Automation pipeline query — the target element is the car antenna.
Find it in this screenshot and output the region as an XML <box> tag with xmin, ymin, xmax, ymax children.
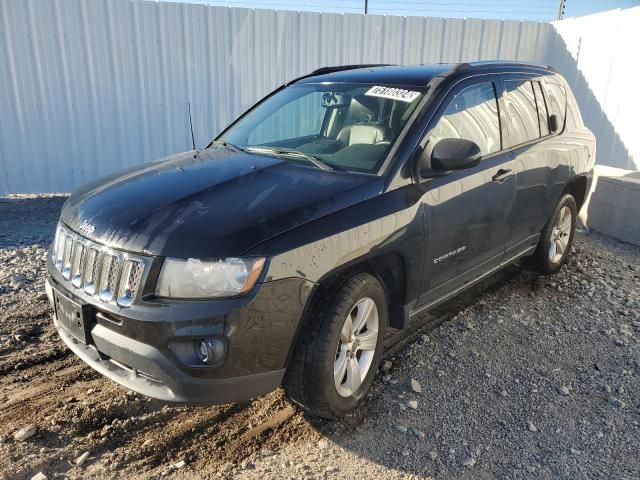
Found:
<box><xmin>188</xmin><ymin>102</ymin><xmax>201</xmax><ymax>160</ymax></box>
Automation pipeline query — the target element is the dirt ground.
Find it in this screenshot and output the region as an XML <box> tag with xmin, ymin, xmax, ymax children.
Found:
<box><xmin>1</xmin><ymin>195</ymin><xmax>639</xmax><ymax>480</ymax></box>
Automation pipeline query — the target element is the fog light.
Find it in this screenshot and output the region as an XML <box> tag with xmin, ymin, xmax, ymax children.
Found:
<box><xmin>196</xmin><ymin>338</ymin><xmax>225</xmax><ymax>365</ymax></box>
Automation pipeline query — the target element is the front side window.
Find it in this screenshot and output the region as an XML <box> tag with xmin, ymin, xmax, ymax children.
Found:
<box><xmin>504</xmin><ymin>79</ymin><xmax>540</xmax><ymax>147</ymax></box>
<box><xmin>427</xmin><ymin>82</ymin><xmax>501</xmax><ymax>156</ymax></box>
<box><xmin>220</xmin><ymin>83</ymin><xmax>426</xmax><ymax>174</ymax></box>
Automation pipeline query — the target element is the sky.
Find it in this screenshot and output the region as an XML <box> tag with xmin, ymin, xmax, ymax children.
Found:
<box><xmin>169</xmin><ymin>0</ymin><xmax>640</xmax><ymax>21</ymax></box>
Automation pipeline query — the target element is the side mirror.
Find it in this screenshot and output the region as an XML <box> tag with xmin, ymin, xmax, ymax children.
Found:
<box><xmin>420</xmin><ymin>138</ymin><xmax>481</xmax><ymax>178</ymax></box>
<box><xmin>549</xmin><ymin>114</ymin><xmax>559</xmax><ymax>133</ymax></box>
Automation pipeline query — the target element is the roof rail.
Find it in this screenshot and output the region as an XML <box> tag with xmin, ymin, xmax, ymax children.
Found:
<box><xmin>463</xmin><ymin>60</ymin><xmax>556</xmax><ymax>72</ymax></box>
<box><xmin>285</xmin><ymin>64</ymin><xmax>393</xmax><ymax>85</ymax></box>
<box><xmin>310</xmin><ymin>64</ymin><xmax>393</xmax><ymax>75</ymax></box>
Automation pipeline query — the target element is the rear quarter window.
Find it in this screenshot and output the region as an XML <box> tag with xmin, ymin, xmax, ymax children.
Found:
<box><xmin>545</xmin><ymin>82</ymin><xmax>567</xmax><ymax>131</ymax></box>
<box><xmin>533</xmin><ymin>81</ymin><xmax>550</xmax><ymax>137</ymax></box>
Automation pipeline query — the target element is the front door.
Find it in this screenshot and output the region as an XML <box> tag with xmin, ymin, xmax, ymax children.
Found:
<box><xmin>416</xmin><ymin>79</ymin><xmax>516</xmax><ymax>308</ymax></box>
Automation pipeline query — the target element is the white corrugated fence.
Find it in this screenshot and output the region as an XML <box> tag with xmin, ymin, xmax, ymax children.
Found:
<box><xmin>548</xmin><ymin>8</ymin><xmax>640</xmax><ymax>172</ymax></box>
<box><xmin>0</xmin><ymin>1</ymin><xmax>637</xmax><ymax>194</ymax></box>
<box><xmin>0</xmin><ymin>0</ymin><xmax>551</xmax><ymax>193</ymax></box>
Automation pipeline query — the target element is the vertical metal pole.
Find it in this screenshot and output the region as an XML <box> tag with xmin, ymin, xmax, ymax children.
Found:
<box><xmin>365</xmin><ymin>0</ymin><xmax>368</xmax><ymax>14</ymax></box>
<box><xmin>556</xmin><ymin>0</ymin><xmax>565</xmax><ymax>20</ymax></box>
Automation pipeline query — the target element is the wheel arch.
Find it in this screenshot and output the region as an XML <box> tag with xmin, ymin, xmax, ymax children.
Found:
<box><xmin>284</xmin><ymin>250</ymin><xmax>410</xmax><ymax>370</ymax></box>
<box><xmin>312</xmin><ymin>251</ymin><xmax>408</xmax><ymax>330</ymax></box>
<box><xmin>563</xmin><ymin>174</ymin><xmax>588</xmax><ymax>213</ymax></box>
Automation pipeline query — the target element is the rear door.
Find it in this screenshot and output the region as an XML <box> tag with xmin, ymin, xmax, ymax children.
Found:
<box><xmin>503</xmin><ymin>76</ymin><xmax>571</xmax><ymax>255</ymax></box>
<box><xmin>416</xmin><ymin>77</ymin><xmax>517</xmax><ymax>308</ymax></box>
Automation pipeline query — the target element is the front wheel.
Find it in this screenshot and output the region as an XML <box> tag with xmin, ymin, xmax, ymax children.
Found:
<box><xmin>527</xmin><ymin>193</ymin><xmax>577</xmax><ymax>274</ymax></box>
<box><xmin>283</xmin><ymin>272</ymin><xmax>388</xmax><ymax>419</ymax></box>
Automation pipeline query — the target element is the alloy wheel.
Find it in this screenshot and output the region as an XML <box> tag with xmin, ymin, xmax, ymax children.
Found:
<box><xmin>548</xmin><ymin>205</ymin><xmax>573</xmax><ymax>264</ymax></box>
<box><xmin>334</xmin><ymin>297</ymin><xmax>379</xmax><ymax>397</ymax></box>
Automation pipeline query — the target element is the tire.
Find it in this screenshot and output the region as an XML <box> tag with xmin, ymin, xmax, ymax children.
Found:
<box><xmin>528</xmin><ymin>193</ymin><xmax>577</xmax><ymax>274</ymax></box>
<box><xmin>283</xmin><ymin>272</ymin><xmax>388</xmax><ymax>419</ymax></box>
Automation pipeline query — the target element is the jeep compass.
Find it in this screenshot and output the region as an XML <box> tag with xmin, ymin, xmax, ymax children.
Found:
<box><xmin>46</xmin><ymin>62</ymin><xmax>595</xmax><ymax>418</ymax></box>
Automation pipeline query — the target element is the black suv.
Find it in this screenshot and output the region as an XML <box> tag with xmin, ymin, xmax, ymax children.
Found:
<box><xmin>46</xmin><ymin>62</ymin><xmax>595</xmax><ymax>418</ymax></box>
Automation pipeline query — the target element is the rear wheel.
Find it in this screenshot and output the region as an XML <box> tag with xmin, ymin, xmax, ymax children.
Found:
<box><xmin>528</xmin><ymin>193</ymin><xmax>577</xmax><ymax>274</ymax></box>
<box><xmin>283</xmin><ymin>272</ymin><xmax>388</xmax><ymax>418</ymax></box>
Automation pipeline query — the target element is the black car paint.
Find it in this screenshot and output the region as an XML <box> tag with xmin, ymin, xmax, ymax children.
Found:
<box><xmin>49</xmin><ymin>62</ymin><xmax>595</xmax><ymax>403</ymax></box>
<box><xmin>61</xmin><ymin>147</ymin><xmax>381</xmax><ymax>258</ymax></box>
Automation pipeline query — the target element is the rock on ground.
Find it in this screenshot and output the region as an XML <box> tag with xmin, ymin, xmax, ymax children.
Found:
<box><xmin>1</xmin><ymin>195</ymin><xmax>639</xmax><ymax>480</ymax></box>
<box><xmin>13</xmin><ymin>425</ymin><xmax>36</xmax><ymax>442</ymax></box>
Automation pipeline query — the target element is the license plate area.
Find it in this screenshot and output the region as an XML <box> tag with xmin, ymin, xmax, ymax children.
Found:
<box><xmin>54</xmin><ymin>291</ymin><xmax>92</xmax><ymax>344</ymax></box>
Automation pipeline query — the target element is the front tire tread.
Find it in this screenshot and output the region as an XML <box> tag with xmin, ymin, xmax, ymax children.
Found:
<box><xmin>283</xmin><ymin>272</ymin><xmax>387</xmax><ymax>419</ymax></box>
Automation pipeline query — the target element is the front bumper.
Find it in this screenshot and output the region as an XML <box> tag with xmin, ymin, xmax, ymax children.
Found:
<box><xmin>53</xmin><ymin>312</ymin><xmax>284</xmax><ymax>403</ymax></box>
<box><xmin>47</xmin><ymin>266</ymin><xmax>314</xmax><ymax>404</ymax></box>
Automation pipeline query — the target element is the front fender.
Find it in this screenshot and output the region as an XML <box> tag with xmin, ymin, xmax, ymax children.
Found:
<box><xmin>247</xmin><ymin>185</ymin><xmax>426</xmax><ymax>303</ymax></box>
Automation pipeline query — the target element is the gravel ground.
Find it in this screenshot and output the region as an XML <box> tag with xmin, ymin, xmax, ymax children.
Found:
<box><xmin>1</xmin><ymin>194</ymin><xmax>639</xmax><ymax>480</ymax></box>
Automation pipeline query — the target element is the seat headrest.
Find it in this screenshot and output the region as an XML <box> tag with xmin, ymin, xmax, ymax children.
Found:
<box><xmin>338</xmin><ymin>124</ymin><xmax>386</xmax><ymax>146</ymax></box>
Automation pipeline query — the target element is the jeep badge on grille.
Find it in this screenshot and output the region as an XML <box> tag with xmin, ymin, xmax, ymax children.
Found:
<box><xmin>78</xmin><ymin>220</ymin><xmax>96</xmax><ymax>235</ymax></box>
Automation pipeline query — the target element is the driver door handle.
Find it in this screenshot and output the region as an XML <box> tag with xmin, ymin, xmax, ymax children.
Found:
<box><xmin>492</xmin><ymin>168</ymin><xmax>514</xmax><ymax>183</ymax></box>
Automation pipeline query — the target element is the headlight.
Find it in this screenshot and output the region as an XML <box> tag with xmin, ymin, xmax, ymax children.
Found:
<box><xmin>155</xmin><ymin>257</ymin><xmax>266</xmax><ymax>299</ymax></box>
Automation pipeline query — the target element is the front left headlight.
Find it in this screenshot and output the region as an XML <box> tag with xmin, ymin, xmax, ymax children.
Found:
<box><xmin>155</xmin><ymin>257</ymin><xmax>266</xmax><ymax>299</ymax></box>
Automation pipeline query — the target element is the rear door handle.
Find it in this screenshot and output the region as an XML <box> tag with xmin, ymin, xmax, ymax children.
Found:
<box><xmin>492</xmin><ymin>169</ymin><xmax>514</xmax><ymax>183</ymax></box>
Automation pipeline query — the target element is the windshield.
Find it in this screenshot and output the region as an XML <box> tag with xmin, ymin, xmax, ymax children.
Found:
<box><xmin>218</xmin><ymin>83</ymin><xmax>426</xmax><ymax>174</ymax></box>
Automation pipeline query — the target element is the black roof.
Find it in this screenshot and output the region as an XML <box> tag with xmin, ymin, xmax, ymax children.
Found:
<box><xmin>292</xmin><ymin>61</ymin><xmax>554</xmax><ymax>87</ymax></box>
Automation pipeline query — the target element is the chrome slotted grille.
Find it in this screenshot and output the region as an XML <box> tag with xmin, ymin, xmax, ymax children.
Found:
<box><xmin>83</xmin><ymin>247</ymin><xmax>100</xmax><ymax>296</ymax></box>
<box><xmin>51</xmin><ymin>223</ymin><xmax>148</xmax><ymax>307</ymax></box>
<box><xmin>53</xmin><ymin>226</ymin><xmax>65</xmax><ymax>271</ymax></box>
<box><xmin>117</xmin><ymin>259</ymin><xmax>145</xmax><ymax>307</ymax></box>
<box><xmin>71</xmin><ymin>241</ymin><xmax>85</xmax><ymax>288</ymax></box>
<box><xmin>62</xmin><ymin>234</ymin><xmax>74</xmax><ymax>280</ymax></box>
<box><xmin>98</xmin><ymin>253</ymin><xmax>120</xmax><ymax>302</ymax></box>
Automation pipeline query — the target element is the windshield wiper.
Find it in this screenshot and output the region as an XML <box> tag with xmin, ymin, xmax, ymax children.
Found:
<box><xmin>245</xmin><ymin>146</ymin><xmax>334</xmax><ymax>171</ymax></box>
<box><xmin>208</xmin><ymin>140</ymin><xmax>245</xmax><ymax>153</ymax></box>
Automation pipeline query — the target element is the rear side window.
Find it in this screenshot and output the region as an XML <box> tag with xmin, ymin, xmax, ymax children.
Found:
<box><xmin>428</xmin><ymin>82</ymin><xmax>501</xmax><ymax>156</ymax></box>
<box><xmin>545</xmin><ymin>82</ymin><xmax>567</xmax><ymax>131</ymax></box>
<box><xmin>533</xmin><ymin>81</ymin><xmax>550</xmax><ymax>136</ymax></box>
<box><xmin>504</xmin><ymin>79</ymin><xmax>539</xmax><ymax>147</ymax></box>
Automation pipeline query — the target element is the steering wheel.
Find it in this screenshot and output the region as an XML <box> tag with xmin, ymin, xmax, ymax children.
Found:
<box><xmin>355</xmin><ymin>112</ymin><xmax>374</xmax><ymax>124</ymax></box>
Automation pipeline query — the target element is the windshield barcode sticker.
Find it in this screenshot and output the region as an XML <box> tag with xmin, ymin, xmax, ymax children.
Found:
<box><xmin>365</xmin><ymin>86</ymin><xmax>420</xmax><ymax>103</ymax></box>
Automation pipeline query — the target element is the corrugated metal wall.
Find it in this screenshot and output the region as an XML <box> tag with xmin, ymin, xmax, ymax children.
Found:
<box><xmin>0</xmin><ymin>0</ymin><xmax>552</xmax><ymax>194</ymax></box>
<box><xmin>548</xmin><ymin>8</ymin><xmax>640</xmax><ymax>171</ymax></box>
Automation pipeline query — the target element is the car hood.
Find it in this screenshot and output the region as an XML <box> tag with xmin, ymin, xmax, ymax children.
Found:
<box><xmin>60</xmin><ymin>145</ymin><xmax>382</xmax><ymax>258</ymax></box>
